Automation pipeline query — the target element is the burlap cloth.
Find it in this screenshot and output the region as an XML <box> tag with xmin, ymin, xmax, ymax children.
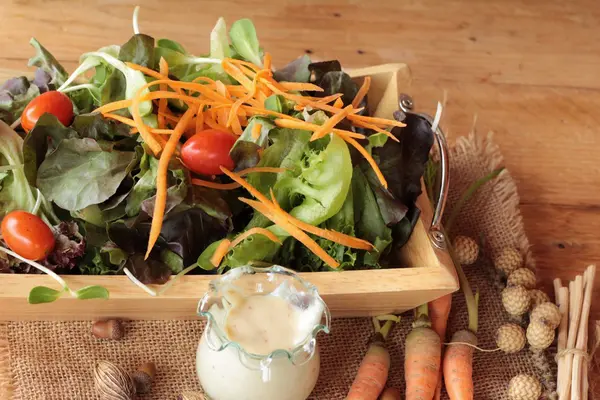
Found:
<box><xmin>0</xmin><ymin>132</ymin><xmax>573</xmax><ymax>399</ymax></box>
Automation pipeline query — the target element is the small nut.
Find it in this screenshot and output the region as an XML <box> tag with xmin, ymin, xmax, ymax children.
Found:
<box><xmin>502</xmin><ymin>285</ymin><xmax>531</xmax><ymax>316</ymax></box>
<box><xmin>526</xmin><ymin>320</ymin><xmax>555</xmax><ymax>350</ymax></box>
<box><xmin>507</xmin><ymin>268</ymin><xmax>536</xmax><ymax>289</ymax></box>
<box><xmin>508</xmin><ymin>374</ymin><xmax>542</xmax><ymax>400</ymax></box>
<box><xmin>494</xmin><ymin>247</ymin><xmax>523</xmax><ymax>275</ymax></box>
<box><xmin>496</xmin><ymin>323</ymin><xmax>526</xmax><ymax>354</ymax></box>
<box><xmin>92</xmin><ymin>320</ymin><xmax>124</xmax><ymax>340</ymax></box>
<box><xmin>132</xmin><ymin>362</ymin><xmax>156</xmax><ymax>394</ymax></box>
<box><xmin>530</xmin><ymin>302</ymin><xmax>561</xmax><ymax>329</ymax></box>
<box><xmin>529</xmin><ymin>289</ymin><xmax>550</xmax><ymax>310</ymax></box>
<box><xmin>178</xmin><ymin>392</ymin><xmax>205</xmax><ymax>400</ymax></box>
<box><xmin>94</xmin><ymin>360</ymin><xmax>135</xmax><ymax>400</ymax></box>
<box><xmin>452</xmin><ymin>235</ymin><xmax>479</xmax><ymax>265</ymax></box>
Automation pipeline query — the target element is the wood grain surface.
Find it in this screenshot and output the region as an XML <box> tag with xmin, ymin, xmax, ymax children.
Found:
<box><xmin>1</xmin><ymin>0</ymin><xmax>598</xmax><ymax>373</ymax></box>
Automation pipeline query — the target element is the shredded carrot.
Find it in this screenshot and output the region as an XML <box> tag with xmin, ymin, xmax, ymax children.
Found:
<box><xmin>131</xmin><ymin>83</ymin><xmax>162</xmax><ymax>155</ymax></box>
<box><xmin>333</xmin><ymin>97</ymin><xmax>344</xmax><ymax>108</ymax></box>
<box><xmin>228</xmin><ymin>227</ymin><xmax>281</xmax><ymax>250</ymax></box>
<box><xmin>263</xmin><ymin>52</ymin><xmax>272</xmax><ymax>70</ymax></box>
<box><xmin>342</xmin><ymin>135</ymin><xmax>388</xmax><ymax>188</ymax></box>
<box><xmin>352</xmin><ymin>76</ymin><xmax>371</xmax><ymax>109</ymax></box>
<box><xmin>191</xmin><ymin>167</ymin><xmax>285</xmax><ymax>190</ymax></box>
<box><xmin>222</xmin><ymin>60</ymin><xmax>254</xmax><ymax>91</ymax></box>
<box><xmin>239</xmin><ymin>197</ymin><xmax>340</xmax><ymax>268</ymax></box>
<box><xmin>145</xmin><ymin>106</ymin><xmax>197</xmax><ymax>259</ymax></box>
<box><xmin>220</xmin><ymin>167</ymin><xmax>273</xmax><ymax>205</ymax></box>
<box><xmin>251</xmin><ymin>123</ymin><xmax>262</xmax><ymax>140</ymax></box>
<box><xmin>273</xmin><ymin>118</ymin><xmax>365</xmax><ymax>139</ymax></box>
<box><xmin>158</xmin><ymin>58</ymin><xmax>169</xmax><ymax>129</ymax></box>
<box><xmin>310</xmin><ymin>105</ymin><xmax>353</xmax><ymax>141</ymax></box>
<box><xmin>269</xmin><ymin>190</ymin><xmax>374</xmax><ymax>250</ymax></box>
<box><xmin>95</xmin><ymin>99</ymin><xmax>135</xmax><ymax>115</ymax></box>
<box><xmin>279</xmin><ymin>82</ymin><xmax>324</xmax><ymax>92</ymax></box>
<box><xmin>348</xmin><ymin>114</ymin><xmax>405</xmax><ymax>128</ymax></box>
<box><xmin>226</xmin><ymin>58</ymin><xmax>262</xmax><ymax>72</ymax></box>
<box><xmin>352</xmin><ymin>119</ymin><xmax>399</xmax><ymax>142</ymax></box>
<box><xmin>195</xmin><ymin>103</ymin><xmax>205</xmax><ymax>135</ymax></box>
<box><xmin>211</xmin><ymin>239</ymin><xmax>232</xmax><ymax>267</ymax></box>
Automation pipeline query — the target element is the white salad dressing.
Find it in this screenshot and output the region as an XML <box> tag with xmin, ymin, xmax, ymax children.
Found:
<box><xmin>197</xmin><ymin>286</ymin><xmax>325</xmax><ymax>400</ymax></box>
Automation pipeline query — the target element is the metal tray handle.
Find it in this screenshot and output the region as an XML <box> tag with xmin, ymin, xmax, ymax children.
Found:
<box><xmin>398</xmin><ymin>94</ymin><xmax>449</xmax><ymax>250</ymax></box>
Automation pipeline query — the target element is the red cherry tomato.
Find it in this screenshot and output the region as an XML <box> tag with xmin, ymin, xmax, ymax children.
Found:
<box><xmin>1</xmin><ymin>211</ymin><xmax>55</xmax><ymax>261</ymax></box>
<box><xmin>181</xmin><ymin>129</ymin><xmax>238</xmax><ymax>176</ymax></box>
<box><xmin>21</xmin><ymin>91</ymin><xmax>74</xmax><ymax>132</ymax></box>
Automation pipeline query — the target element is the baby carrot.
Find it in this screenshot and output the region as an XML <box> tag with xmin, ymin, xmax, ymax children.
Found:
<box><xmin>429</xmin><ymin>294</ymin><xmax>452</xmax><ymax>400</ymax></box>
<box><xmin>405</xmin><ymin>304</ymin><xmax>442</xmax><ymax>400</ymax></box>
<box><xmin>379</xmin><ymin>387</ymin><xmax>402</xmax><ymax>400</ymax></box>
<box><xmin>346</xmin><ymin>317</ymin><xmax>398</xmax><ymax>400</ymax></box>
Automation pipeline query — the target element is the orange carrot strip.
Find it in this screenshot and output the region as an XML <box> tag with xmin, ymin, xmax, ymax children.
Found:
<box><xmin>263</xmin><ymin>52</ymin><xmax>272</xmax><ymax>70</ymax></box>
<box><xmin>333</xmin><ymin>97</ymin><xmax>344</xmax><ymax>108</ymax></box>
<box><xmin>239</xmin><ymin>198</ymin><xmax>340</xmax><ymax>268</ymax></box>
<box><xmin>269</xmin><ymin>190</ymin><xmax>374</xmax><ymax>250</ymax></box>
<box><xmin>211</xmin><ymin>239</ymin><xmax>232</xmax><ymax>267</ymax></box>
<box><xmin>310</xmin><ymin>105</ymin><xmax>353</xmax><ymax>141</ymax></box>
<box><xmin>228</xmin><ymin>227</ymin><xmax>281</xmax><ymax>250</ymax></box>
<box><xmin>279</xmin><ymin>82</ymin><xmax>324</xmax><ymax>92</ymax></box>
<box><xmin>352</xmin><ymin>76</ymin><xmax>371</xmax><ymax>108</ymax></box>
<box><xmin>251</xmin><ymin>123</ymin><xmax>262</xmax><ymax>140</ymax></box>
<box><xmin>222</xmin><ymin>60</ymin><xmax>254</xmax><ymax>91</ymax></box>
<box><xmin>158</xmin><ymin>58</ymin><xmax>169</xmax><ymax>129</ymax></box>
<box><xmin>95</xmin><ymin>99</ymin><xmax>135</xmax><ymax>114</ymax></box>
<box><xmin>352</xmin><ymin>120</ymin><xmax>399</xmax><ymax>142</ymax></box>
<box><xmin>126</xmin><ymin>62</ymin><xmax>186</xmax><ymax>96</ymax></box>
<box><xmin>220</xmin><ymin>167</ymin><xmax>272</xmax><ymax>205</ymax></box>
<box><xmin>145</xmin><ymin>106</ymin><xmax>197</xmax><ymax>258</ymax></box>
<box><xmin>226</xmin><ymin>58</ymin><xmax>262</xmax><ymax>72</ymax></box>
<box><xmin>273</xmin><ymin>119</ymin><xmax>365</xmax><ymax>139</ymax></box>
<box><xmin>131</xmin><ymin>83</ymin><xmax>162</xmax><ymax>155</ymax></box>
<box><xmin>348</xmin><ymin>114</ymin><xmax>406</xmax><ymax>128</ymax></box>
<box><xmin>341</xmin><ymin>135</ymin><xmax>388</xmax><ymax>188</ymax></box>
<box><xmin>191</xmin><ymin>167</ymin><xmax>285</xmax><ymax>190</ymax></box>
<box><xmin>195</xmin><ymin>103</ymin><xmax>205</xmax><ymax>134</ymax></box>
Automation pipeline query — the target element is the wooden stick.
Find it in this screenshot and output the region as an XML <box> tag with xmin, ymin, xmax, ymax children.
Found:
<box><xmin>555</xmin><ymin>283</ymin><xmax>569</xmax><ymax>394</ymax></box>
<box><xmin>571</xmin><ymin>265</ymin><xmax>595</xmax><ymax>400</ymax></box>
<box><xmin>560</xmin><ymin>276</ymin><xmax>583</xmax><ymax>400</ymax></box>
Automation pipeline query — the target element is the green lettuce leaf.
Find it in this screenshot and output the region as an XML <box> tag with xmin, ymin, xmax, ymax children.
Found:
<box><xmin>36</xmin><ymin>138</ymin><xmax>136</xmax><ymax>211</ymax></box>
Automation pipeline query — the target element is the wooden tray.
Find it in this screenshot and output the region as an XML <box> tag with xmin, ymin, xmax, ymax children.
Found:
<box><xmin>0</xmin><ymin>64</ymin><xmax>458</xmax><ymax>320</ymax></box>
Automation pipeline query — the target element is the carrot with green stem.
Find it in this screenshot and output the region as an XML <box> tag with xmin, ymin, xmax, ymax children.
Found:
<box><xmin>346</xmin><ymin>315</ymin><xmax>399</xmax><ymax>400</ymax></box>
<box><xmin>443</xmin><ymin>241</ymin><xmax>479</xmax><ymax>400</ymax></box>
<box><xmin>405</xmin><ymin>303</ymin><xmax>442</xmax><ymax>400</ymax></box>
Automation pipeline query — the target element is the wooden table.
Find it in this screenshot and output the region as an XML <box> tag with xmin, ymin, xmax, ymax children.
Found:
<box><xmin>1</xmin><ymin>0</ymin><xmax>598</xmax><ymax>395</ymax></box>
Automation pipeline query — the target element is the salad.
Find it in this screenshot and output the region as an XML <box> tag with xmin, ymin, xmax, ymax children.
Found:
<box><xmin>0</xmin><ymin>9</ymin><xmax>434</xmax><ymax>303</ymax></box>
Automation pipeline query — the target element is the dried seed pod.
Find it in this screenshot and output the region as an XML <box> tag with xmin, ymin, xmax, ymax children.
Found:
<box><xmin>526</xmin><ymin>320</ymin><xmax>555</xmax><ymax>350</ymax></box>
<box><xmin>92</xmin><ymin>320</ymin><xmax>124</xmax><ymax>340</ymax></box>
<box><xmin>178</xmin><ymin>392</ymin><xmax>205</xmax><ymax>400</ymax></box>
<box><xmin>494</xmin><ymin>247</ymin><xmax>523</xmax><ymax>275</ymax></box>
<box><xmin>452</xmin><ymin>235</ymin><xmax>479</xmax><ymax>265</ymax></box>
<box><xmin>530</xmin><ymin>302</ymin><xmax>561</xmax><ymax>330</ymax></box>
<box><xmin>495</xmin><ymin>323</ymin><xmax>526</xmax><ymax>354</ymax></box>
<box><xmin>94</xmin><ymin>361</ymin><xmax>135</xmax><ymax>400</ymax></box>
<box><xmin>132</xmin><ymin>362</ymin><xmax>156</xmax><ymax>394</ymax></box>
<box><xmin>507</xmin><ymin>374</ymin><xmax>542</xmax><ymax>400</ymax></box>
<box><xmin>507</xmin><ymin>268</ymin><xmax>536</xmax><ymax>289</ymax></box>
<box><xmin>502</xmin><ymin>285</ymin><xmax>531</xmax><ymax>316</ymax></box>
<box><xmin>528</xmin><ymin>289</ymin><xmax>550</xmax><ymax>310</ymax></box>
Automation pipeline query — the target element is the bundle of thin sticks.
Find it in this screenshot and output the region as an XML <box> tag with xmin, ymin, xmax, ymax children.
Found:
<box><xmin>554</xmin><ymin>264</ymin><xmax>596</xmax><ymax>400</ymax></box>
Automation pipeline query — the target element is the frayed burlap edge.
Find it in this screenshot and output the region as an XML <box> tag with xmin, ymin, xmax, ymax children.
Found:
<box><xmin>0</xmin><ymin>321</ymin><xmax>14</xmax><ymax>399</ymax></box>
<box><xmin>452</xmin><ymin>129</ymin><xmax>535</xmax><ymax>271</ymax></box>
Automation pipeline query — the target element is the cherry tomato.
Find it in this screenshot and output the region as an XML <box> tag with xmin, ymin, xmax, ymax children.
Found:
<box><xmin>1</xmin><ymin>211</ymin><xmax>55</xmax><ymax>261</ymax></box>
<box><xmin>21</xmin><ymin>91</ymin><xmax>74</xmax><ymax>132</ymax></box>
<box><xmin>181</xmin><ymin>129</ymin><xmax>238</xmax><ymax>176</ymax></box>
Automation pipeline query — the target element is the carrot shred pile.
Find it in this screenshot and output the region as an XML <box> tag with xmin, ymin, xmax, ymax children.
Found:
<box><xmin>219</xmin><ymin>167</ymin><xmax>375</xmax><ymax>269</ymax></box>
<box><xmin>96</xmin><ymin>56</ymin><xmax>405</xmax><ymax>258</ymax></box>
